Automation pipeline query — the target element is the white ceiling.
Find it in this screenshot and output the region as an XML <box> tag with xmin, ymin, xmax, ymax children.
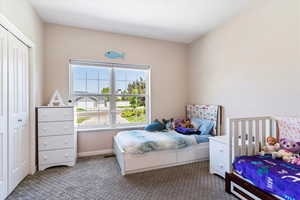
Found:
<box><xmin>29</xmin><ymin>0</ymin><xmax>250</xmax><ymax>43</ymax></box>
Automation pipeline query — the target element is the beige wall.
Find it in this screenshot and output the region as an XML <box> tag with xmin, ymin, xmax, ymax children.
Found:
<box><xmin>43</xmin><ymin>24</ymin><xmax>188</xmax><ymax>153</ymax></box>
<box><xmin>0</xmin><ymin>0</ymin><xmax>44</xmax><ymax>105</ymax></box>
<box><xmin>188</xmin><ymin>0</ymin><xmax>300</xmax><ymax>129</ymax></box>
<box><xmin>43</xmin><ymin>0</ymin><xmax>300</xmax><ymax>153</ymax></box>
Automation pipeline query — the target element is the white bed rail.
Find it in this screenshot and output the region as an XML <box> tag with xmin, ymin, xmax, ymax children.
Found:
<box><xmin>228</xmin><ymin>116</ymin><xmax>278</xmax><ymax>171</ymax></box>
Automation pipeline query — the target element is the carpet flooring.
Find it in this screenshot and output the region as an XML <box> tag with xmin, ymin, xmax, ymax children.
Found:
<box><xmin>8</xmin><ymin>156</ymin><xmax>237</xmax><ymax>200</ymax></box>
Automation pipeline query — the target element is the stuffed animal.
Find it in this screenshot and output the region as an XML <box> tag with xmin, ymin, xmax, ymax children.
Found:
<box><xmin>279</xmin><ymin>138</ymin><xmax>300</xmax><ymax>153</ymax></box>
<box><xmin>276</xmin><ymin>149</ymin><xmax>294</xmax><ymax>162</ymax></box>
<box><xmin>174</xmin><ymin>119</ymin><xmax>194</xmax><ymax>128</ymax></box>
<box><xmin>182</xmin><ymin>119</ymin><xmax>194</xmax><ymax>128</ymax></box>
<box><xmin>275</xmin><ymin>138</ymin><xmax>300</xmax><ymax>162</ymax></box>
<box><xmin>260</xmin><ymin>136</ymin><xmax>280</xmax><ymax>156</ymax></box>
<box><xmin>162</xmin><ymin>118</ymin><xmax>175</xmax><ymax>130</ymax></box>
<box><xmin>174</xmin><ymin>119</ymin><xmax>183</xmax><ymax>128</ymax></box>
<box><xmin>290</xmin><ymin>154</ymin><xmax>300</xmax><ymax>165</ymax></box>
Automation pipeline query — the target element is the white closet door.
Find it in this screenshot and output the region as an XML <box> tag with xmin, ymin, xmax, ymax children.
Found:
<box><xmin>0</xmin><ymin>26</ymin><xmax>8</xmax><ymax>200</ymax></box>
<box><xmin>8</xmin><ymin>32</ymin><xmax>29</xmax><ymax>194</ymax></box>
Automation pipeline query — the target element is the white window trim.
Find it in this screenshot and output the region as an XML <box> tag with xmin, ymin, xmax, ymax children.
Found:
<box><xmin>69</xmin><ymin>59</ymin><xmax>151</xmax><ymax>131</ymax></box>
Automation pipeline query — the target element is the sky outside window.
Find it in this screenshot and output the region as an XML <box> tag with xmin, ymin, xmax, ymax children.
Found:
<box><xmin>73</xmin><ymin>66</ymin><xmax>146</xmax><ymax>94</ymax></box>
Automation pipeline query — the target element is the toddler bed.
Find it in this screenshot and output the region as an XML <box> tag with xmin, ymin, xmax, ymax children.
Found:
<box><xmin>113</xmin><ymin>104</ymin><xmax>222</xmax><ymax>175</ymax></box>
<box><xmin>225</xmin><ymin>116</ymin><xmax>300</xmax><ymax>200</ymax></box>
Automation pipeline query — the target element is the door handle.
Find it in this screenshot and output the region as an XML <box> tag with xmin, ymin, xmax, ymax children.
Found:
<box><xmin>18</xmin><ymin>119</ymin><xmax>22</xmax><ymax>122</ymax></box>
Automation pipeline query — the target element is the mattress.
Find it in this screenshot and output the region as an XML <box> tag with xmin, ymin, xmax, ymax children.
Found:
<box><xmin>233</xmin><ymin>155</ymin><xmax>300</xmax><ymax>200</ymax></box>
<box><xmin>115</xmin><ymin>130</ymin><xmax>210</xmax><ymax>154</ymax></box>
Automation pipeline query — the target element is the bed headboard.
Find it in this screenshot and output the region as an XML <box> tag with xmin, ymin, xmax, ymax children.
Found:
<box><xmin>186</xmin><ymin>104</ymin><xmax>222</xmax><ymax>136</ymax></box>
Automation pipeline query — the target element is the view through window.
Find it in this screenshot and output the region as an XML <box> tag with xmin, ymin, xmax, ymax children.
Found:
<box><xmin>70</xmin><ymin>61</ymin><xmax>150</xmax><ymax>129</ymax></box>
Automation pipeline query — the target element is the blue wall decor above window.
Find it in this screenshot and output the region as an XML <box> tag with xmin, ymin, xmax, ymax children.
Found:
<box><xmin>104</xmin><ymin>51</ymin><xmax>125</xmax><ymax>59</ymax></box>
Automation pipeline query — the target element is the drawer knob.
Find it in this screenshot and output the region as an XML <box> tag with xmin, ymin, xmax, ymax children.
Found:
<box><xmin>219</xmin><ymin>165</ymin><xmax>224</xmax><ymax>169</ymax></box>
<box><xmin>64</xmin><ymin>141</ymin><xmax>68</xmax><ymax>145</ymax></box>
<box><xmin>219</xmin><ymin>149</ymin><xmax>224</xmax><ymax>153</ymax></box>
<box><xmin>65</xmin><ymin>154</ymin><xmax>69</xmax><ymax>158</ymax></box>
<box><xmin>43</xmin><ymin>142</ymin><xmax>48</xmax><ymax>146</ymax></box>
<box><xmin>43</xmin><ymin>156</ymin><xmax>47</xmax><ymax>160</ymax></box>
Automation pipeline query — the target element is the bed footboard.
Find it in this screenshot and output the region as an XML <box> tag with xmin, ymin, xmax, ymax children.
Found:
<box><xmin>225</xmin><ymin>172</ymin><xmax>279</xmax><ymax>200</ymax></box>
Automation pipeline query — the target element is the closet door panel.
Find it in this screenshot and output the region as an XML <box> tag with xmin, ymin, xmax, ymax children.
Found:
<box><xmin>0</xmin><ymin>26</ymin><xmax>8</xmax><ymax>200</ymax></box>
<box><xmin>8</xmin><ymin>33</ymin><xmax>29</xmax><ymax>194</ymax></box>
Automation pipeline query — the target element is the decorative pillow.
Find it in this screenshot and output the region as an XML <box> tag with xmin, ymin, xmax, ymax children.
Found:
<box><xmin>191</xmin><ymin>118</ymin><xmax>201</xmax><ymax>129</ymax></box>
<box><xmin>175</xmin><ymin>127</ymin><xmax>200</xmax><ymax>135</ymax></box>
<box><xmin>144</xmin><ymin>120</ymin><xmax>165</xmax><ymax>132</ymax></box>
<box><xmin>191</xmin><ymin>118</ymin><xmax>214</xmax><ymax>135</ymax></box>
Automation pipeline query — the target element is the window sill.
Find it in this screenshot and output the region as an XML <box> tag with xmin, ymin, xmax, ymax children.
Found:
<box><xmin>76</xmin><ymin>125</ymin><xmax>146</xmax><ymax>133</ymax></box>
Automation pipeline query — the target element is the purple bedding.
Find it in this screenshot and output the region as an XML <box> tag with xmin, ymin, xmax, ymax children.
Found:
<box><xmin>233</xmin><ymin>155</ymin><xmax>300</xmax><ymax>200</ymax></box>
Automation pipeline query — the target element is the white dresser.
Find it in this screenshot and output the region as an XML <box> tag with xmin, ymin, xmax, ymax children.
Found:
<box><xmin>209</xmin><ymin>136</ymin><xmax>230</xmax><ymax>178</ymax></box>
<box><xmin>36</xmin><ymin>106</ymin><xmax>77</xmax><ymax>170</ymax></box>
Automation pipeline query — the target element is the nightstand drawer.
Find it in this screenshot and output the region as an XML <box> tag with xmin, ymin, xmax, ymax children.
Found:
<box><xmin>39</xmin><ymin>135</ymin><xmax>74</xmax><ymax>151</ymax></box>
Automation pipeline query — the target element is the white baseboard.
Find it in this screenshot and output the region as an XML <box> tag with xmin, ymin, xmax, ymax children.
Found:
<box><xmin>77</xmin><ymin>149</ymin><xmax>114</xmax><ymax>158</ymax></box>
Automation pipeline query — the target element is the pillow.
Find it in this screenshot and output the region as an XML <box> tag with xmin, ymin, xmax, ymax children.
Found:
<box><xmin>191</xmin><ymin>118</ymin><xmax>214</xmax><ymax>135</ymax></box>
<box><xmin>144</xmin><ymin>121</ymin><xmax>165</xmax><ymax>132</ymax></box>
<box><xmin>175</xmin><ymin>127</ymin><xmax>200</xmax><ymax>135</ymax></box>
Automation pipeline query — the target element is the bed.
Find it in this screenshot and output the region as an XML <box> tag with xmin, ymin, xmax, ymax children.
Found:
<box><xmin>225</xmin><ymin>116</ymin><xmax>300</xmax><ymax>200</ymax></box>
<box><xmin>113</xmin><ymin>104</ymin><xmax>222</xmax><ymax>175</ymax></box>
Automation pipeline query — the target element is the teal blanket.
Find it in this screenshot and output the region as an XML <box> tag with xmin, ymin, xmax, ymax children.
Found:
<box><xmin>116</xmin><ymin>130</ymin><xmax>198</xmax><ymax>154</ymax></box>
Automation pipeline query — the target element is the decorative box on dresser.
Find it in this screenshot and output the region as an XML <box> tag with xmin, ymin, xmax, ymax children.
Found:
<box><xmin>209</xmin><ymin>136</ymin><xmax>230</xmax><ymax>178</ymax></box>
<box><xmin>36</xmin><ymin>106</ymin><xmax>77</xmax><ymax>170</ymax></box>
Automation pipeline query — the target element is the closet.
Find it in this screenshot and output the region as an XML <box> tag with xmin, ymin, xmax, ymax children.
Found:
<box><xmin>0</xmin><ymin>25</ymin><xmax>30</xmax><ymax>199</ymax></box>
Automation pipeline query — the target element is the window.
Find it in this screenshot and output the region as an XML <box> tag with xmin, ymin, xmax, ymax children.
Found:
<box><xmin>70</xmin><ymin>60</ymin><xmax>150</xmax><ymax>129</ymax></box>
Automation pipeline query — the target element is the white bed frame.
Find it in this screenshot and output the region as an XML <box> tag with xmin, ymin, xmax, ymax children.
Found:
<box><xmin>114</xmin><ymin>104</ymin><xmax>222</xmax><ymax>175</ymax></box>
<box><xmin>226</xmin><ymin>116</ymin><xmax>283</xmax><ymax>200</ymax></box>
<box><xmin>228</xmin><ymin>116</ymin><xmax>278</xmax><ymax>167</ymax></box>
<box><xmin>114</xmin><ymin>138</ymin><xmax>209</xmax><ymax>175</ymax></box>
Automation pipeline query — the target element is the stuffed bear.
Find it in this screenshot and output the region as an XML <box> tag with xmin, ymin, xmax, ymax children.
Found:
<box><xmin>174</xmin><ymin>119</ymin><xmax>194</xmax><ymax>128</ymax></box>
<box><xmin>275</xmin><ymin>138</ymin><xmax>300</xmax><ymax>162</ymax></box>
<box><xmin>182</xmin><ymin>119</ymin><xmax>193</xmax><ymax>128</ymax></box>
<box><xmin>277</xmin><ymin>149</ymin><xmax>294</xmax><ymax>162</ymax></box>
<box><xmin>279</xmin><ymin>138</ymin><xmax>300</xmax><ymax>153</ymax></box>
<box><xmin>261</xmin><ymin>136</ymin><xmax>280</xmax><ymax>155</ymax></box>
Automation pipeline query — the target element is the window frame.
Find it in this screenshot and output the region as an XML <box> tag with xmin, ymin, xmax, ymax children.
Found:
<box><xmin>69</xmin><ymin>59</ymin><xmax>151</xmax><ymax>130</ymax></box>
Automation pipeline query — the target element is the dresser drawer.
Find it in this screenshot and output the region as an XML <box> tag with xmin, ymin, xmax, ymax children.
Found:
<box><xmin>39</xmin><ymin>135</ymin><xmax>74</xmax><ymax>151</ymax></box>
<box><xmin>39</xmin><ymin>149</ymin><xmax>75</xmax><ymax>165</ymax></box>
<box><xmin>38</xmin><ymin>107</ymin><xmax>73</xmax><ymax>122</ymax></box>
<box><xmin>38</xmin><ymin>121</ymin><xmax>74</xmax><ymax>136</ymax></box>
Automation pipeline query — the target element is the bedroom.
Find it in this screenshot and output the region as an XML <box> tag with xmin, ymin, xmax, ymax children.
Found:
<box><xmin>0</xmin><ymin>0</ymin><xmax>299</xmax><ymax>199</ymax></box>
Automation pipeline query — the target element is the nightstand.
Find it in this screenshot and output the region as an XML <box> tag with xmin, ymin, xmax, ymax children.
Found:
<box><xmin>209</xmin><ymin>136</ymin><xmax>230</xmax><ymax>178</ymax></box>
